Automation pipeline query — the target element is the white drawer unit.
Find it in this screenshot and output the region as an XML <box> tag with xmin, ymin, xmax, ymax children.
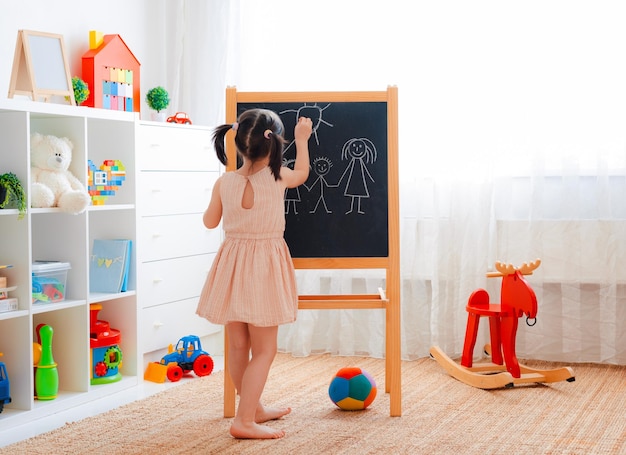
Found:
<box><xmin>137</xmin><ymin>122</ymin><xmax>222</xmax><ymax>356</ymax></box>
<box><xmin>142</xmin><ymin>298</ymin><xmax>221</xmax><ymax>353</ymax></box>
<box><xmin>140</xmin><ymin>213</ymin><xmax>221</xmax><ymax>261</ymax></box>
<box><xmin>139</xmin><ymin>171</ymin><xmax>217</xmax><ymax>216</ymax></box>
<box><xmin>140</xmin><ymin>254</ymin><xmax>214</xmax><ymax>308</ymax></box>
<box><xmin>137</xmin><ymin>123</ymin><xmax>219</xmax><ymax>171</ymax></box>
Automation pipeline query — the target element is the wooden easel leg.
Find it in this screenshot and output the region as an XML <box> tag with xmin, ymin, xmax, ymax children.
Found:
<box><xmin>385</xmin><ymin>306</ymin><xmax>390</xmax><ymax>394</ymax></box>
<box><xmin>387</xmin><ymin>298</ymin><xmax>402</xmax><ymax>417</ymax></box>
<box><xmin>223</xmin><ymin>329</ymin><xmax>236</xmax><ymax>418</ymax></box>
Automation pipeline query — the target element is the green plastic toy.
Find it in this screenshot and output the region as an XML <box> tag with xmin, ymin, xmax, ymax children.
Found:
<box><xmin>35</xmin><ymin>324</ymin><xmax>58</xmax><ymax>400</ymax></box>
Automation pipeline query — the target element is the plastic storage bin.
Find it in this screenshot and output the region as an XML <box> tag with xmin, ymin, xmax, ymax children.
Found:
<box><xmin>0</xmin><ymin>298</ymin><xmax>18</xmax><ymax>313</ymax></box>
<box><xmin>32</xmin><ymin>261</ymin><xmax>71</xmax><ymax>304</ymax></box>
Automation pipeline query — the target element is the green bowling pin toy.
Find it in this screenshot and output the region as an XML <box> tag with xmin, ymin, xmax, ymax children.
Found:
<box><xmin>35</xmin><ymin>324</ymin><xmax>58</xmax><ymax>400</ymax></box>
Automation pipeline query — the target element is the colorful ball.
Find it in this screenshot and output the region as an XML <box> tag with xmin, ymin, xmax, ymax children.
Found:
<box><xmin>328</xmin><ymin>367</ymin><xmax>377</xmax><ymax>410</ymax></box>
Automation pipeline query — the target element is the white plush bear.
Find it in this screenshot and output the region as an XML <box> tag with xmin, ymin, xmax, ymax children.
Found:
<box><xmin>30</xmin><ymin>133</ymin><xmax>91</xmax><ymax>214</ymax></box>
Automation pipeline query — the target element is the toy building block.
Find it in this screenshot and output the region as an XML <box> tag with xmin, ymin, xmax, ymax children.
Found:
<box><xmin>89</xmin><ymin>30</ymin><xmax>104</xmax><ymax>49</ymax></box>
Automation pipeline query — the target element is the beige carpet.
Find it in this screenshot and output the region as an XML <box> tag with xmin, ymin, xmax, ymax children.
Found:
<box><xmin>2</xmin><ymin>353</ymin><xmax>625</xmax><ymax>455</ymax></box>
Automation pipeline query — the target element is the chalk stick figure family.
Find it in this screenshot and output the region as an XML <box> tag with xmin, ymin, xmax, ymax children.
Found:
<box><xmin>280</xmin><ymin>103</ymin><xmax>378</xmax><ymax>216</ymax></box>
<box><xmin>284</xmin><ymin>137</ymin><xmax>378</xmax><ymax>215</ymax></box>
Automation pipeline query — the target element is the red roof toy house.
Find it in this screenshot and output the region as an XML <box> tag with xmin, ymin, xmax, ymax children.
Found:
<box><xmin>82</xmin><ymin>32</ymin><xmax>140</xmax><ymax>113</ymax></box>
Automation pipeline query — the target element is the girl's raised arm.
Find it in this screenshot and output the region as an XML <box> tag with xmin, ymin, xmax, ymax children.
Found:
<box><xmin>282</xmin><ymin>117</ymin><xmax>312</xmax><ymax>188</ymax></box>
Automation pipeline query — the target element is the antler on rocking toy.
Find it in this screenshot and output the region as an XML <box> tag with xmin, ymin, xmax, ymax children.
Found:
<box><xmin>518</xmin><ymin>258</ymin><xmax>541</xmax><ymax>275</ymax></box>
<box><xmin>486</xmin><ymin>258</ymin><xmax>541</xmax><ymax>278</ymax></box>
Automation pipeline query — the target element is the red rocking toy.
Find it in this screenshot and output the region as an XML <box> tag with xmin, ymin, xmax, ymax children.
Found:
<box><xmin>430</xmin><ymin>259</ymin><xmax>575</xmax><ymax>389</ymax></box>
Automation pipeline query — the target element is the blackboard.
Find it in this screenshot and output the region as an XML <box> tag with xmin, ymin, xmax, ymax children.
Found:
<box><xmin>226</xmin><ymin>88</ymin><xmax>399</xmax><ymax>267</ymax></box>
<box><xmin>237</xmin><ymin>101</ymin><xmax>388</xmax><ymax>258</ymax></box>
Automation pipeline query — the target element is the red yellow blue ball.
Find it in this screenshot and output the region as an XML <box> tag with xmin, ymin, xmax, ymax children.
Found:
<box><xmin>328</xmin><ymin>367</ymin><xmax>377</xmax><ymax>410</ymax></box>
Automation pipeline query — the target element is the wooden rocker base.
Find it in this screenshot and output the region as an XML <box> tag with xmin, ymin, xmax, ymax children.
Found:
<box><xmin>429</xmin><ymin>345</ymin><xmax>576</xmax><ymax>390</ymax></box>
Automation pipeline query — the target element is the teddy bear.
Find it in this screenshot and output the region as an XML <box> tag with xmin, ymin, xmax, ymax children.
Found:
<box><xmin>30</xmin><ymin>132</ymin><xmax>91</xmax><ymax>214</ymax></box>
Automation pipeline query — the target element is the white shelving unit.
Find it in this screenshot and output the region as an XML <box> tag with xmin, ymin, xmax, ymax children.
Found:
<box><xmin>0</xmin><ymin>99</ymin><xmax>139</xmax><ymax>430</ymax></box>
<box><xmin>0</xmin><ymin>100</ymin><xmax>225</xmax><ymax>435</ymax></box>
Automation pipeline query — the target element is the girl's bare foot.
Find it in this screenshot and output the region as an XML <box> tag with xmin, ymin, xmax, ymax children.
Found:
<box><xmin>255</xmin><ymin>406</ymin><xmax>291</xmax><ymax>423</ymax></box>
<box><xmin>230</xmin><ymin>420</ymin><xmax>285</xmax><ymax>439</ymax></box>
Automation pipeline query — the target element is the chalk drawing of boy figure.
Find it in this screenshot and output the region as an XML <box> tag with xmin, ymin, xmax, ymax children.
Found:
<box><xmin>303</xmin><ymin>156</ymin><xmax>336</xmax><ymax>214</ymax></box>
<box><xmin>336</xmin><ymin>137</ymin><xmax>377</xmax><ymax>214</ymax></box>
<box><xmin>283</xmin><ymin>158</ymin><xmax>302</xmax><ymax>214</ymax></box>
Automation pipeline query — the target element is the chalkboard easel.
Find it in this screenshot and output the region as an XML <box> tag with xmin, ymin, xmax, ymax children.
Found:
<box><xmin>222</xmin><ymin>87</ymin><xmax>401</xmax><ymax>417</ymax></box>
<box><xmin>8</xmin><ymin>30</ymin><xmax>75</xmax><ymax>105</ymax></box>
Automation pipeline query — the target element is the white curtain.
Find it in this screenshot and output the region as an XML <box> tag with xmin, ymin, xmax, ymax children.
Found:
<box><xmin>163</xmin><ymin>0</ymin><xmax>240</xmax><ymax>127</ymax></box>
<box><xmin>169</xmin><ymin>0</ymin><xmax>626</xmax><ymax>364</ymax></box>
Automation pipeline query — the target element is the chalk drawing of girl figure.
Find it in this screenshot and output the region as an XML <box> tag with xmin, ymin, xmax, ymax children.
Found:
<box><xmin>303</xmin><ymin>156</ymin><xmax>336</xmax><ymax>214</ymax></box>
<box><xmin>336</xmin><ymin>137</ymin><xmax>377</xmax><ymax>214</ymax></box>
<box><xmin>283</xmin><ymin>158</ymin><xmax>302</xmax><ymax>214</ymax></box>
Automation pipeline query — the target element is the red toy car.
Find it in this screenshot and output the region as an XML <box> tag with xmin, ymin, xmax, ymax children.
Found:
<box><xmin>166</xmin><ymin>112</ymin><xmax>192</xmax><ymax>125</ymax></box>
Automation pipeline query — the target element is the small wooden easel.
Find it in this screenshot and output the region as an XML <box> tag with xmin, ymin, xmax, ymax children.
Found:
<box><xmin>8</xmin><ymin>30</ymin><xmax>75</xmax><ymax>105</ymax></box>
<box><xmin>430</xmin><ymin>259</ymin><xmax>575</xmax><ymax>389</ymax></box>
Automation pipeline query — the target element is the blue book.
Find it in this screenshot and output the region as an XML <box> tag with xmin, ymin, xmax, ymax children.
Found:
<box><xmin>120</xmin><ymin>240</ymin><xmax>132</xmax><ymax>292</ymax></box>
<box><xmin>89</xmin><ymin>239</ymin><xmax>131</xmax><ymax>293</ymax></box>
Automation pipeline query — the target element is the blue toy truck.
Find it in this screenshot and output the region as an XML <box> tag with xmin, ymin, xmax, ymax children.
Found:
<box><xmin>151</xmin><ymin>335</ymin><xmax>214</xmax><ymax>383</ymax></box>
<box><xmin>0</xmin><ymin>353</ymin><xmax>11</xmax><ymax>413</ymax></box>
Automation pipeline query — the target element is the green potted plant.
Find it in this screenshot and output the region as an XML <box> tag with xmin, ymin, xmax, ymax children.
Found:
<box><xmin>0</xmin><ymin>172</ymin><xmax>26</xmax><ymax>220</ymax></box>
<box><xmin>72</xmin><ymin>77</ymin><xmax>90</xmax><ymax>105</ymax></box>
<box><xmin>145</xmin><ymin>86</ymin><xmax>170</xmax><ymax>121</ymax></box>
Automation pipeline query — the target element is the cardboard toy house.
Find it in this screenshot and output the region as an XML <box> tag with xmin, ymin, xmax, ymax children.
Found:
<box><xmin>82</xmin><ymin>32</ymin><xmax>140</xmax><ymax>113</ymax></box>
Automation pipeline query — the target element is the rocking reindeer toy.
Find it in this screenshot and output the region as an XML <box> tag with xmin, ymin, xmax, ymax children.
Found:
<box><xmin>430</xmin><ymin>259</ymin><xmax>575</xmax><ymax>389</ymax></box>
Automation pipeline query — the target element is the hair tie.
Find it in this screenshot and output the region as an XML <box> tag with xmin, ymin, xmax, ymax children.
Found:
<box><xmin>264</xmin><ymin>129</ymin><xmax>272</xmax><ymax>139</ymax></box>
<box><xmin>232</xmin><ymin>122</ymin><xmax>239</xmax><ymax>131</ymax></box>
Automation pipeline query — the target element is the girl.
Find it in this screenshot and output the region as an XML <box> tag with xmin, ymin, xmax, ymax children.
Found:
<box><xmin>196</xmin><ymin>109</ymin><xmax>312</xmax><ymax>439</ymax></box>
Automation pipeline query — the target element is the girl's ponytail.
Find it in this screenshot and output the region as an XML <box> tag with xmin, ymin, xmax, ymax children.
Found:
<box><xmin>267</xmin><ymin>132</ymin><xmax>285</xmax><ymax>180</ymax></box>
<box><xmin>211</xmin><ymin>123</ymin><xmax>234</xmax><ymax>166</ymax></box>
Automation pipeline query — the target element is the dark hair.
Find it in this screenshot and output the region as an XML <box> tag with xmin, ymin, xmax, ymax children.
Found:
<box><xmin>212</xmin><ymin>108</ymin><xmax>286</xmax><ymax>180</ymax></box>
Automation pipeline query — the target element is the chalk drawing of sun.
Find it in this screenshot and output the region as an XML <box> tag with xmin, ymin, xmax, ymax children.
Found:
<box><xmin>281</xmin><ymin>103</ymin><xmax>333</xmax><ymax>151</ymax></box>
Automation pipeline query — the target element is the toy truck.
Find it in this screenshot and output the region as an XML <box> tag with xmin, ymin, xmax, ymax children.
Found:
<box><xmin>144</xmin><ymin>335</ymin><xmax>214</xmax><ymax>383</ymax></box>
<box><xmin>0</xmin><ymin>353</ymin><xmax>11</xmax><ymax>413</ymax></box>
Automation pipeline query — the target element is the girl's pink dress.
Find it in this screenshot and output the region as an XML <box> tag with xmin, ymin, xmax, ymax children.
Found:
<box><xmin>196</xmin><ymin>166</ymin><xmax>298</xmax><ymax>327</ymax></box>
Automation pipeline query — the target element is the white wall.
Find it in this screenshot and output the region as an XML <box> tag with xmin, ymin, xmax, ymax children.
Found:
<box><xmin>236</xmin><ymin>0</ymin><xmax>626</xmax><ymax>182</ymax></box>
<box><xmin>0</xmin><ymin>0</ymin><xmax>166</xmax><ymax>119</ymax></box>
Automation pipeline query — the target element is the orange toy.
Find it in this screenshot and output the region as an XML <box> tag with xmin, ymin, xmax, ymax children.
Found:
<box><xmin>430</xmin><ymin>259</ymin><xmax>575</xmax><ymax>389</ymax></box>
<box><xmin>81</xmin><ymin>32</ymin><xmax>141</xmax><ymax>113</ymax></box>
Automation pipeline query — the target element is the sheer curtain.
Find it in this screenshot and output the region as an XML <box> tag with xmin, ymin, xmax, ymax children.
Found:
<box><xmin>162</xmin><ymin>0</ymin><xmax>240</xmax><ymax>127</ymax></box>
<box><xmin>170</xmin><ymin>0</ymin><xmax>626</xmax><ymax>364</ymax></box>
